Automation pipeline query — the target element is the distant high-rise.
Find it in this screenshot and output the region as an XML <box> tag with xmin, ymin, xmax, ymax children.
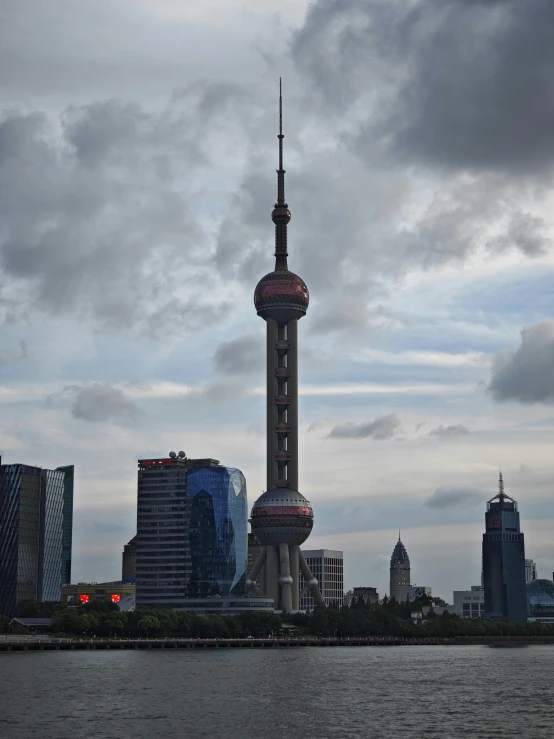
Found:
<box><xmin>0</xmin><ymin>460</ymin><xmax>72</xmax><ymax>615</ymax></box>
<box><xmin>135</xmin><ymin>452</ymin><xmax>249</xmax><ymax>609</ymax></box>
<box><xmin>122</xmin><ymin>535</ymin><xmax>137</xmax><ymax>584</ymax></box>
<box><xmin>344</xmin><ymin>586</ymin><xmax>379</xmax><ymax>607</ymax></box>
<box><xmin>482</xmin><ymin>473</ymin><xmax>527</xmax><ymax>622</ymax></box>
<box><xmin>390</xmin><ymin>533</ymin><xmax>411</xmax><ymax>601</ymax></box>
<box><xmin>525</xmin><ymin>558</ymin><xmax>537</xmax><ymax>584</ymax></box>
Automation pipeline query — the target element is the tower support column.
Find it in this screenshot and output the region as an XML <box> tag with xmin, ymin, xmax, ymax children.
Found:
<box><xmin>266</xmin><ymin>318</ymin><xmax>279</xmax><ymax>491</ymax></box>
<box><xmin>299</xmin><ymin>550</ymin><xmax>325</xmax><ymax>608</ymax></box>
<box><xmin>245</xmin><ymin>547</ymin><xmax>267</xmax><ymax>592</ymax></box>
<box><xmin>279</xmin><ymin>542</ymin><xmax>293</xmax><ymax>614</ymax></box>
<box><xmin>286</xmin><ymin>319</ymin><xmax>298</xmax><ymax>491</ymax></box>
<box><xmin>266</xmin><ymin>545</ymin><xmax>280</xmax><ymax>609</ymax></box>
<box><xmin>290</xmin><ymin>544</ymin><xmax>300</xmax><ymax>610</ymax></box>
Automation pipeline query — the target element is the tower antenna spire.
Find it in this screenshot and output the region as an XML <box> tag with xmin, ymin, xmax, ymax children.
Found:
<box><xmin>273</xmin><ymin>78</ymin><xmax>290</xmax><ymax>270</ymax></box>
<box><xmin>499</xmin><ymin>470</ymin><xmax>504</xmax><ymax>498</ymax></box>
<box><xmin>279</xmin><ymin>77</ymin><xmax>283</xmax><ymax>174</ymax></box>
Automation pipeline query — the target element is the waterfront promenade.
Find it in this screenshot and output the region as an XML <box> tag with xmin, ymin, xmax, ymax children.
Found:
<box><xmin>2</xmin><ymin>634</ymin><xmax>554</xmax><ymax>651</ymax></box>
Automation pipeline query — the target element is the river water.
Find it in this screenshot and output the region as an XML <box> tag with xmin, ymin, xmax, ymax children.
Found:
<box><xmin>0</xmin><ymin>645</ymin><xmax>552</xmax><ymax>738</ymax></box>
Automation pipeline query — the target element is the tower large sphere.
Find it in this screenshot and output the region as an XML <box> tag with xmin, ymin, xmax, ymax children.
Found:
<box><xmin>249</xmin><ymin>488</ymin><xmax>314</xmax><ymax>546</ymax></box>
<box><xmin>254</xmin><ymin>270</ymin><xmax>309</xmax><ymax>323</ymax></box>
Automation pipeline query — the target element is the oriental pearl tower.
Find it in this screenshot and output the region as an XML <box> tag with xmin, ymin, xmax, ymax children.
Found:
<box><xmin>246</xmin><ymin>82</ymin><xmax>324</xmax><ymax>613</ymax></box>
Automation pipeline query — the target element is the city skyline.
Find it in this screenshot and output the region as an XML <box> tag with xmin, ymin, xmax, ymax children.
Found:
<box><xmin>1</xmin><ymin>0</ymin><xmax>554</xmax><ymax>600</ymax></box>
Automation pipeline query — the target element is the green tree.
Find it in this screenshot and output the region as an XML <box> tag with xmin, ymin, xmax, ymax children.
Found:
<box><xmin>138</xmin><ymin>616</ymin><xmax>161</xmax><ymax>636</ymax></box>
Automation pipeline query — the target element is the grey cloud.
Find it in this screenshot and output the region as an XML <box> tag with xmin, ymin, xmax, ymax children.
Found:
<box><xmin>51</xmin><ymin>383</ymin><xmax>141</xmax><ymax>423</ymax></box>
<box><xmin>0</xmin><ymin>339</ymin><xmax>28</xmax><ymax>366</ymax></box>
<box><xmin>293</xmin><ymin>0</ymin><xmax>554</xmax><ymax>174</ymax></box>
<box><xmin>329</xmin><ymin>413</ymin><xmax>401</xmax><ymax>440</ymax></box>
<box><xmin>489</xmin><ymin>213</ymin><xmax>549</xmax><ymax>257</ymax></box>
<box><xmin>213</xmin><ymin>334</ymin><xmax>263</xmax><ymax>375</ymax></box>
<box><xmin>488</xmin><ymin>320</ymin><xmax>554</xmax><ymax>403</ymax></box>
<box><xmin>429</xmin><ymin>424</ymin><xmax>470</xmax><ymax>439</ymax></box>
<box><xmin>0</xmin><ymin>87</ymin><xmax>246</xmax><ymax>332</ymax></box>
<box><xmin>425</xmin><ymin>487</ymin><xmax>483</xmax><ymax>510</ymax></box>
<box><xmin>0</xmin><ymin>1</ymin><xmax>258</xmax><ymax>105</ymax></box>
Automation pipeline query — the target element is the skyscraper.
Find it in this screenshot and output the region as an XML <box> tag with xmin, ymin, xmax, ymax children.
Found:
<box><xmin>0</xmin><ymin>460</ymin><xmax>72</xmax><ymax>616</ymax></box>
<box><xmin>246</xmin><ymin>83</ymin><xmax>324</xmax><ymax>613</ymax></box>
<box><xmin>482</xmin><ymin>473</ymin><xmax>527</xmax><ymax>622</ymax></box>
<box><xmin>135</xmin><ymin>452</ymin><xmax>249</xmax><ymax>609</ymax></box>
<box><xmin>390</xmin><ymin>533</ymin><xmax>411</xmax><ymax>601</ymax></box>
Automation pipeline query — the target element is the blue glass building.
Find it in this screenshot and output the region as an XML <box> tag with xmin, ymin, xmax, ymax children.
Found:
<box><xmin>482</xmin><ymin>473</ymin><xmax>527</xmax><ymax>622</ymax></box>
<box><xmin>135</xmin><ymin>455</ymin><xmax>248</xmax><ymax>609</ymax></box>
<box><xmin>187</xmin><ymin>465</ymin><xmax>248</xmax><ymax>598</ymax></box>
<box><xmin>0</xmin><ymin>461</ymin><xmax>71</xmax><ymax>616</ymax></box>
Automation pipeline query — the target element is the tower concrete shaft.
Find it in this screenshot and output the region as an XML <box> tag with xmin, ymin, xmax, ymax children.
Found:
<box><xmin>247</xmin><ymin>81</ymin><xmax>323</xmax><ymax>613</ymax></box>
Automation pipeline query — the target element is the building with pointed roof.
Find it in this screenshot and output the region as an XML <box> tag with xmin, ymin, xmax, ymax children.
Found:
<box><xmin>482</xmin><ymin>472</ymin><xmax>527</xmax><ymax>621</ymax></box>
<box><xmin>390</xmin><ymin>532</ymin><xmax>411</xmax><ymax>601</ymax></box>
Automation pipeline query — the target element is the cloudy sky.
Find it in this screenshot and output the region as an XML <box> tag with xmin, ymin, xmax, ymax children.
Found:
<box><xmin>2</xmin><ymin>0</ymin><xmax>554</xmax><ymax>599</ymax></box>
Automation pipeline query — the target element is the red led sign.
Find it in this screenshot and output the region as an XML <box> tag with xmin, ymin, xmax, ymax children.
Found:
<box><xmin>140</xmin><ymin>459</ymin><xmax>173</xmax><ymax>467</ymax></box>
<box><xmin>79</xmin><ymin>594</ymin><xmax>90</xmax><ymax>604</ymax></box>
<box><xmin>111</xmin><ymin>594</ymin><xmax>121</xmax><ymax>603</ymax></box>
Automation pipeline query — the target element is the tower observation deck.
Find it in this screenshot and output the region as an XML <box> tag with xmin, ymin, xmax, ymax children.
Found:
<box><xmin>246</xmin><ymin>82</ymin><xmax>324</xmax><ymax>613</ymax></box>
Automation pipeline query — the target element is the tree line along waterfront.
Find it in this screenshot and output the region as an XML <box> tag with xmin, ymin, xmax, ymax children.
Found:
<box><xmin>2</xmin><ymin>595</ymin><xmax>554</xmax><ymax>639</ymax></box>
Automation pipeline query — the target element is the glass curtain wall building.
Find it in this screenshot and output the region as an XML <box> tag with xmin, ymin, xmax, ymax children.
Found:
<box><xmin>186</xmin><ymin>465</ymin><xmax>248</xmax><ymax>598</ymax></box>
<box><xmin>38</xmin><ymin>469</ymin><xmax>65</xmax><ymax>602</ymax></box>
<box><xmin>56</xmin><ymin>465</ymin><xmax>74</xmax><ymax>585</ymax></box>
<box><xmin>0</xmin><ymin>460</ymin><xmax>71</xmax><ymax>616</ymax></box>
<box><xmin>135</xmin><ymin>454</ymin><xmax>248</xmax><ymax>609</ymax></box>
<box><xmin>482</xmin><ymin>473</ymin><xmax>527</xmax><ymax>622</ymax></box>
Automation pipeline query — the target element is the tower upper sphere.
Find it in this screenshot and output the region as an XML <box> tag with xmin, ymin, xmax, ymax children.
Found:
<box><xmin>254</xmin><ymin>270</ymin><xmax>309</xmax><ymax>323</ymax></box>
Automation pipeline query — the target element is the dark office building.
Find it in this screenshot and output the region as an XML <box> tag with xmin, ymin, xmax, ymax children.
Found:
<box><xmin>122</xmin><ymin>535</ymin><xmax>137</xmax><ymax>584</ymax></box>
<box><xmin>135</xmin><ymin>452</ymin><xmax>248</xmax><ymax>609</ymax></box>
<box><xmin>482</xmin><ymin>473</ymin><xmax>527</xmax><ymax>622</ymax></box>
<box><xmin>0</xmin><ymin>460</ymin><xmax>73</xmax><ymax>616</ymax></box>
